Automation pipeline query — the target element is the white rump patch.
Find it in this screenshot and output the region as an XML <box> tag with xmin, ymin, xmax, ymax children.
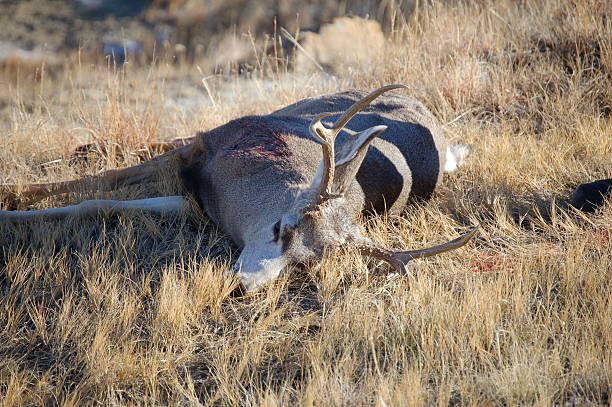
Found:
<box><xmin>444</xmin><ymin>144</ymin><xmax>472</xmax><ymax>172</ymax></box>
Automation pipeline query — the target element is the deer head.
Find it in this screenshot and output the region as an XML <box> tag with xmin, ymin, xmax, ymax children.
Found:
<box><xmin>233</xmin><ymin>85</ymin><xmax>477</xmax><ymax>291</ymax></box>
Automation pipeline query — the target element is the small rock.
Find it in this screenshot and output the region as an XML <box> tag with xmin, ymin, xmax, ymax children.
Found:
<box><xmin>103</xmin><ymin>38</ymin><xmax>143</xmax><ymax>63</ymax></box>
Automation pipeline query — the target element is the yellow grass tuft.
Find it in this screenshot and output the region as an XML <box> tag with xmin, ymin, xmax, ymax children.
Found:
<box><xmin>1</xmin><ymin>0</ymin><xmax>610</xmax><ymax>405</ymax></box>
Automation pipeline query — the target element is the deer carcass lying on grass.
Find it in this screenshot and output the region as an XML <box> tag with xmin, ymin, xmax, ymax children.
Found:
<box><xmin>1</xmin><ymin>85</ymin><xmax>477</xmax><ymax>291</ymax></box>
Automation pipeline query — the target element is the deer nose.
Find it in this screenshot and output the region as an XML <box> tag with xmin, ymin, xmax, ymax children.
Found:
<box><xmin>217</xmin><ymin>263</ymin><xmax>249</xmax><ymax>297</ymax></box>
<box><xmin>227</xmin><ymin>261</ymin><xmax>264</xmax><ymax>292</ymax></box>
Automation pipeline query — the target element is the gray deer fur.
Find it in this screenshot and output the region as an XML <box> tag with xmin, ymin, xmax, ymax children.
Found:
<box><xmin>1</xmin><ymin>85</ymin><xmax>476</xmax><ymax>291</ymax></box>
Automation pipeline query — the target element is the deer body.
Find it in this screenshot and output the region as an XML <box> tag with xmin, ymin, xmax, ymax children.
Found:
<box><xmin>185</xmin><ymin>90</ymin><xmax>447</xmax><ymax>248</ymax></box>
<box><xmin>1</xmin><ymin>85</ymin><xmax>476</xmax><ymax>291</ymax></box>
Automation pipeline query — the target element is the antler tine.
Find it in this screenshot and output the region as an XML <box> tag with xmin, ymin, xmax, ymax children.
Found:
<box><xmin>358</xmin><ymin>226</ymin><xmax>479</xmax><ymax>273</ymax></box>
<box><xmin>308</xmin><ymin>113</ymin><xmax>339</xmax><ymax>203</ymax></box>
<box><xmin>307</xmin><ymin>84</ymin><xmax>407</xmax><ymax>206</ymax></box>
<box><xmin>331</xmin><ymin>84</ymin><xmax>406</xmax><ymax>131</ymax></box>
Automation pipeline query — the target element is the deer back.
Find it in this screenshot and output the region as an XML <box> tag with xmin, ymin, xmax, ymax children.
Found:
<box><xmin>272</xmin><ymin>90</ymin><xmax>448</xmax><ymax>211</ymax></box>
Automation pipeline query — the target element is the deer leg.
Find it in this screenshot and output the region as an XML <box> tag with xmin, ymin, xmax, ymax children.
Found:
<box><xmin>70</xmin><ymin>137</ymin><xmax>194</xmax><ymax>163</ymax></box>
<box><xmin>1</xmin><ymin>143</ymin><xmax>196</xmax><ymax>207</ymax></box>
<box><xmin>1</xmin><ymin>164</ymin><xmax>155</xmax><ymax>205</ymax></box>
<box><xmin>0</xmin><ymin>196</ymin><xmax>188</xmax><ymax>223</ymax></box>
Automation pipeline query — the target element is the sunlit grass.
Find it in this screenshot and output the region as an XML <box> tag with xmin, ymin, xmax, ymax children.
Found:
<box><xmin>1</xmin><ymin>0</ymin><xmax>610</xmax><ymax>405</ymax></box>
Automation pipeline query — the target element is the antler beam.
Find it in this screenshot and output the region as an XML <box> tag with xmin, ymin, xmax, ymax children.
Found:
<box><xmin>357</xmin><ymin>226</ymin><xmax>479</xmax><ymax>273</ymax></box>
<box><xmin>308</xmin><ymin>84</ymin><xmax>407</xmax><ymax>207</ymax></box>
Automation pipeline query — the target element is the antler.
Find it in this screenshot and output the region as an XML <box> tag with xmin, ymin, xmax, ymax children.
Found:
<box><xmin>308</xmin><ymin>84</ymin><xmax>406</xmax><ymax>207</ymax></box>
<box><xmin>357</xmin><ymin>226</ymin><xmax>479</xmax><ymax>273</ymax></box>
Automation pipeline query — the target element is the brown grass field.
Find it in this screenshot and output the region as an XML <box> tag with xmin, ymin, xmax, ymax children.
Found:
<box><xmin>0</xmin><ymin>0</ymin><xmax>610</xmax><ymax>405</ymax></box>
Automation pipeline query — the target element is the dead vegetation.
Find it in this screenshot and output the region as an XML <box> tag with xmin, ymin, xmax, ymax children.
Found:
<box><xmin>0</xmin><ymin>0</ymin><xmax>610</xmax><ymax>405</ymax></box>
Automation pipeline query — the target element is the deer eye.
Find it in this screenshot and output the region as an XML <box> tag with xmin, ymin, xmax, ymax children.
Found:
<box><xmin>272</xmin><ymin>221</ymin><xmax>281</xmax><ymax>242</ymax></box>
<box><xmin>280</xmin><ymin>225</ymin><xmax>295</xmax><ymax>249</ymax></box>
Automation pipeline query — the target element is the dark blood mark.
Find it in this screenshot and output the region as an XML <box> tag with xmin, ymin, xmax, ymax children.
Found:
<box><xmin>216</xmin><ymin>116</ymin><xmax>293</xmax><ymax>161</ymax></box>
<box><xmin>225</xmin><ymin>132</ymin><xmax>291</xmax><ymax>160</ymax></box>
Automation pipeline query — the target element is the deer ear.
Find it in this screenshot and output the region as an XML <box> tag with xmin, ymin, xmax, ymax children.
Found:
<box><xmin>186</xmin><ymin>132</ymin><xmax>209</xmax><ymax>163</ymax></box>
<box><xmin>332</xmin><ymin>125</ymin><xmax>387</xmax><ymax>194</ymax></box>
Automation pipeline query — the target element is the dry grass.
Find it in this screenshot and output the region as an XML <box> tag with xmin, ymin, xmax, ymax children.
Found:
<box><xmin>1</xmin><ymin>0</ymin><xmax>611</xmax><ymax>405</ymax></box>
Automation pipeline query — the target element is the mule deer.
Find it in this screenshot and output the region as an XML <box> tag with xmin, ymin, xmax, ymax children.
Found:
<box><xmin>1</xmin><ymin>85</ymin><xmax>477</xmax><ymax>291</ymax></box>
